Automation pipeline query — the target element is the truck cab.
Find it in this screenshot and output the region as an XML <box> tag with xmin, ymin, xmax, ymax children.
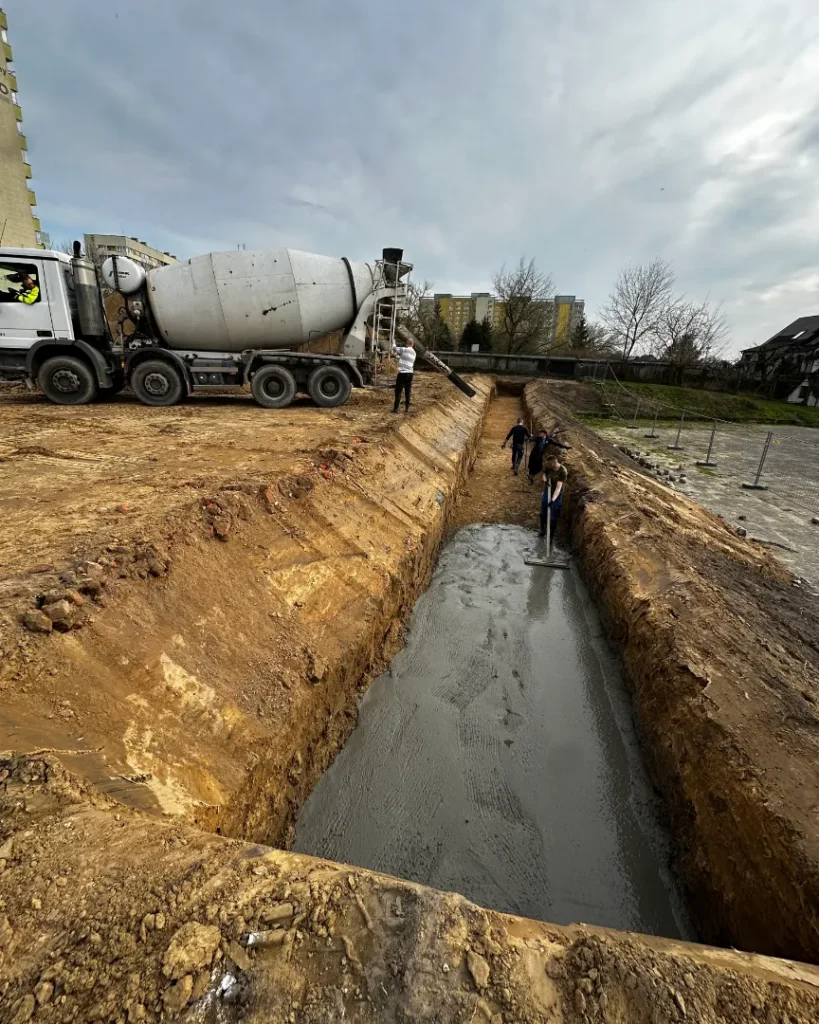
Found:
<box><xmin>0</xmin><ymin>246</ymin><xmax>118</xmax><ymax>401</ymax></box>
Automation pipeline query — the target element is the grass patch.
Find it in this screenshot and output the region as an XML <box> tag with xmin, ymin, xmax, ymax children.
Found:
<box><xmin>603</xmin><ymin>383</ymin><xmax>819</xmax><ymax>427</ymax></box>
<box><xmin>695</xmin><ymin>465</ymin><xmax>717</xmax><ymax>476</ymax></box>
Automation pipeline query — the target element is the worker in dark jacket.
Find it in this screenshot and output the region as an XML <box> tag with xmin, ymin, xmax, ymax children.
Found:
<box><xmin>528</xmin><ymin>428</ymin><xmax>570</xmax><ymax>483</ymax></box>
<box><xmin>501</xmin><ymin>419</ymin><xmax>529</xmax><ymax>475</ymax></box>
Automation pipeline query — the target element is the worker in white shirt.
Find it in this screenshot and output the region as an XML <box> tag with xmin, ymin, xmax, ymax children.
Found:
<box><xmin>392</xmin><ymin>338</ymin><xmax>416</xmax><ymax>413</ymax></box>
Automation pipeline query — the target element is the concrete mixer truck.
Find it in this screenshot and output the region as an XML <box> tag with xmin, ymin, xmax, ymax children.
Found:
<box><xmin>0</xmin><ymin>242</ymin><xmax>473</xmax><ymax>408</ymax></box>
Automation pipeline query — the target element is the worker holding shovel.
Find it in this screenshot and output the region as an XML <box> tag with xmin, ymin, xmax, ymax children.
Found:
<box><xmin>539</xmin><ymin>455</ymin><xmax>567</xmax><ymax>539</ymax></box>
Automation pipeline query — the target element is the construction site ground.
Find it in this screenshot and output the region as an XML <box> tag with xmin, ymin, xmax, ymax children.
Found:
<box><xmin>590</xmin><ymin>416</ymin><xmax>819</xmax><ymax>590</ymax></box>
<box><xmin>2</xmin><ymin>376</ymin><xmax>819</xmax><ymax>1022</ymax></box>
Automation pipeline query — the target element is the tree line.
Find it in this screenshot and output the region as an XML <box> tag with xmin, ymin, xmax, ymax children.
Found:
<box><xmin>405</xmin><ymin>256</ymin><xmax>728</xmax><ymax>372</ymax></box>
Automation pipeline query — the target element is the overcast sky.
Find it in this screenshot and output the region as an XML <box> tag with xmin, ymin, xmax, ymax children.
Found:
<box><xmin>9</xmin><ymin>0</ymin><xmax>819</xmax><ymax>354</ymax></box>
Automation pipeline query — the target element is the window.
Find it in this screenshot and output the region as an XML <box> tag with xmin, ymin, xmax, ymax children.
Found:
<box><xmin>0</xmin><ymin>262</ymin><xmax>41</xmax><ymax>304</ymax></box>
<box><xmin>1</xmin><ymin>29</ymin><xmax>8</xmax><ymax>43</ymax></box>
<box><xmin>17</xmin><ymin>121</ymin><xmax>24</xmax><ymax>135</ymax></box>
<box><xmin>11</xmin><ymin>90</ymin><xmax>19</xmax><ymax>105</ymax></box>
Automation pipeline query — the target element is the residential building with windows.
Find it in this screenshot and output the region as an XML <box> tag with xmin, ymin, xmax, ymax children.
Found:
<box><xmin>741</xmin><ymin>316</ymin><xmax>819</xmax><ymax>405</ymax></box>
<box><xmin>553</xmin><ymin>295</ymin><xmax>585</xmax><ymax>345</ymax></box>
<box><xmin>0</xmin><ymin>8</ymin><xmax>42</xmax><ymax>248</ymax></box>
<box><xmin>432</xmin><ymin>292</ymin><xmax>506</xmax><ymax>338</ymax></box>
<box><xmin>84</xmin><ymin>234</ymin><xmax>179</xmax><ymax>271</ymax></box>
<box><xmin>431</xmin><ymin>290</ymin><xmax>584</xmax><ymax>346</ymax></box>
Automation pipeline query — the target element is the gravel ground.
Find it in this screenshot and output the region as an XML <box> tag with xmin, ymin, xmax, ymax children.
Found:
<box><xmin>593</xmin><ymin>419</ymin><xmax>819</xmax><ymax>590</ymax></box>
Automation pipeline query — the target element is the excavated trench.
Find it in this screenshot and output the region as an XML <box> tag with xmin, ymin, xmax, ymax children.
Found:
<box><xmin>295</xmin><ymin>521</ymin><xmax>692</xmax><ymax>938</ymax></box>
<box><xmin>5</xmin><ymin>382</ymin><xmax>819</xmax><ymax>1019</ymax></box>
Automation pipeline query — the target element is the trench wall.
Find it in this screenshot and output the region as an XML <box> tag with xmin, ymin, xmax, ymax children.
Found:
<box><xmin>524</xmin><ymin>380</ymin><xmax>819</xmax><ymax>964</ymax></box>
<box><xmin>2</xmin><ymin>379</ymin><xmax>492</xmax><ymax>850</ymax></box>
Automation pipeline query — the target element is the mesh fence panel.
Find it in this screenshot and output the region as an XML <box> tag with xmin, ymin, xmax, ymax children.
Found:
<box><xmin>762</xmin><ymin>434</ymin><xmax>819</xmax><ymax>514</ymax></box>
<box><xmin>597</xmin><ymin>375</ymin><xmax>819</xmax><ymax>513</ymax></box>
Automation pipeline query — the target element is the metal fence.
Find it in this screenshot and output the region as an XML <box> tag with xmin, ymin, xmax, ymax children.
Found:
<box><xmin>596</xmin><ymin>377</ymin><xmax>819</xmax><ymax>516</ymax></box>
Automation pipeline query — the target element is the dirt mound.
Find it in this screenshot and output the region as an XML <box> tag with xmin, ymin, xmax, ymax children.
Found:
<box><xmin>2</xmin><ymin>754</ymin><xmax>819</xmax><ymax>1023</ymax></box>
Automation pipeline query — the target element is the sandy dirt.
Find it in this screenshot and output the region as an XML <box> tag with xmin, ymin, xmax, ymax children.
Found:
<box><xmin>0</xmin><ymin>376</ymin><xmax>490</xmax><ymax>843</ymax></box>
<box><xmin>0</xmin><ymin>381</ymin><xmax>445</xmax><ymax>606</ymax></box>
<box><xmin>3</xmin><ymin>378</ymin><xmax>819</xmax><ymax>1022</ymax></box>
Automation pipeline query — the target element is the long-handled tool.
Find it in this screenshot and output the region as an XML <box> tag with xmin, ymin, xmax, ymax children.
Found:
<box><xmin>525</xmin><ymin>480</ymin><xmax>570</xmax><ymax>570</ymax></box>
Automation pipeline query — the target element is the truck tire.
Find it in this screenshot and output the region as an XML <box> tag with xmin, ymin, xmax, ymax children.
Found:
<box><xmin>131</xmin><ymin>360</ymin><xmax>185</xmax><ymax>407</ymax></box>
<box><xmin>308</xmin><ymin>365</ymin><xmax>352</xmax><ymax>408</ymax></box>
<box><xmin>38</xmin><ymin>355</ymin><xmax>98</xmax><ymax>405</ymax></box>
<box><xmin>251</xmin><ymin>365</ymin><xmax>297</xmax><ymax>409</ymax></box>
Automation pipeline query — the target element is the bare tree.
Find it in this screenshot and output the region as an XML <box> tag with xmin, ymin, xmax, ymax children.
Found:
<box><xmin>54</xmin><ymin>237</ymin><xmax>102</xmax><ymax>267</ymax></box>
<box><xmin>602</xmin><ymin>257</ymin><xmax>674</xmax><ymax>362</ymax></box>
<box><xmin>492</xmin><ymin>257</ymin><xmax>555</xmax><ymax>354</ymax></box>
<box><xmin>402</xmin><ymin>279</ymin><xmax>436</xmax><ymax>345</ymax></box>
<box><xmin>586</xmin><ymin>320</ymin><xmax>618</xmax><ymax>356</ymax></box>
<box><xmin>653</xmin><ymin>298</ymin><xmax>729</xmax><ymax>376</ymax></box>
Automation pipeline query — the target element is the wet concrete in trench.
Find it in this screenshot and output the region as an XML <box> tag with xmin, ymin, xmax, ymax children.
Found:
<box><xmin>296</xmin><ymin>523</ymin><xmax>692</xmax><ymax>939</ymax></box>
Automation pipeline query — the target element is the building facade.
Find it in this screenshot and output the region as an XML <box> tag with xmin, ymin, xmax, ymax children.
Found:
<box><xmin>553</xmin><ymin>295</ymin><xmax>585</xmax><ymax>345</ymax></box>
<box><xmin>84</xmin><ymin>234</ymin><xmax>179</xmax><ymax>271</ymax></box>
<box><xmin>432</xmin><ymin>292</ymin><xmax>506</xmax><ymax>337</ymax></box>
<box><xmin>432</xmin><ymin>290</ymin><xmax>584</xmax><ymax>346</ymax></box>
<box><xmin>0</xmin><ymin>8</ymin><xmax>41</xmax><ymax>248</ymax></box>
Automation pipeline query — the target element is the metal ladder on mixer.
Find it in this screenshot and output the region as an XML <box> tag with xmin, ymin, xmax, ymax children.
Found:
<box><xmin>370</xmin><ymin>257</ymin><xmax>411</xmax><ymax>383</ymax></box>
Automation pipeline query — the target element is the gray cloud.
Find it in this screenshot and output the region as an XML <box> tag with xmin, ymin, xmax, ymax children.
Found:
<box><xmin>9</xmin><ymin>0</ymin><xmax>819</xmax><ymax>353</ymax></box>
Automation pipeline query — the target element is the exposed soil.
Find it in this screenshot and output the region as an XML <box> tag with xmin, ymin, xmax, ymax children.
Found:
<box><xmin>3</xmin><ymin>754</ymin><xmax>819</xmax><ymax>1024</ymax></box>
<box><xmin>3</xmin><ymin>378</ymin><xmax>819</xmax><ymax>1022</ymax></box>
<box><xmin>525</xmin><ymin>380</ymin><xmax>819</xmax><ymax>964</ymax></box>
<box><xmin>0</xmin><ymin>378</ymin><xmax>490</xmax><ymax>845</ymax></box>
<box><xmin>449</xmin><ymin>392</ymin><xmax>537</xmax><ymax>529</ymax></box>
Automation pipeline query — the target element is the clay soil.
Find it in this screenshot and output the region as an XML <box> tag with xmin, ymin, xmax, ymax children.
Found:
<box><xmin>0</xmin><ymin>376</ymin><xmax>489</xmax><ymax>842</ymax></box>
<box><xmin>3</xmin><ymin>377</ymin><xmax>819</xmax><ymax>1022</ymax></box>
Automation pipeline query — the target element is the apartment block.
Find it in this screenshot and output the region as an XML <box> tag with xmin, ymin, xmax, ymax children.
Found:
<box><xmin>84</xmin><ymin>234</ymin><xmax>179</xmax><ymax>271</ymax></box>
<box><xmin>0</xmin><ymin>8</ymin><xmax>41</xmax><ymax>247</ymax></box>
<box><xmin>553</xmin><ymin>295</ymin><xmax>585</xmax><ymax>345</ymax></box>
<box><xmin>432</xmin><ymin>292</ymin><xmax>506</xmax><ymax>338</ymax></box>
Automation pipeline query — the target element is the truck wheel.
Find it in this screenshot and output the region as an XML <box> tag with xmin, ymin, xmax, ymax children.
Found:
<box><xmin>131</xmin><ymin>360</ymin><xmax>185</xmax><ymax>407</ymax></box>
<box><xmin>251</xmin><ymin>365</ymin><xmax>297</xmax><ymax>409</ymax></box>
<box><xmin>308</xmin><ymin>365</ymin><xmax>352</xmax><ymax>408</ymax></box>
<box><xmin>38</xmin><ymin>355</ymin><xmax>98</xmax><ymax>405</ymax></box>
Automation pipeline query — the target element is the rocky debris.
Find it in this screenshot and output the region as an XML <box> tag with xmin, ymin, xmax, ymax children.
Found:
<box><xmin>33</xmin><ymin>980</ymin><xmax>54</xmax><ymax>1005</ymax></box>
<box><xmin>212</xmin><ymin>516</ymin><xmax>231</xmax><ymax>541</ymax></box>
<box><xmin>162</xmin><ymin>922</ymin><xmax>221</xmax><ymax>980</ymax></box>
<box><xmin>467</xmin><ymin>949</ymin><xmax>490</xmax><ymax>990</ymax></box>
<box><xmin>10</xmin><ymin>994</ymin><xmax>35</xmax><ymax>1023</ymax></box>
<box><xmin>261</xmin><ymin>902</ymin><xmax>294</xmax><ymax>924</ymax></box>
<box><xmin>42</xmin><ymin>599</ymin><xmax>73</xmax><ymax>625</ymax></box>
<box><xmin>737</xmin><ymin>527</ymin><xmax>748</xmax><ymax>538</ymax></box>
<box><xmin>20</xmin><ymin>609</ymin><xmax>53</xmax><ymax>634</ymax></box>
<box><xmin>278</xmin><ymin>475</ymin><xmax>315</xmax><ymax>501</ymax></box>
<box><xmin>812</xmin><ymin>517</ymin><xmax>819</xmax><ymax>526</ymax></box>
<box><xmin>305</xmin><ymin>649</ymin><xmax>327</xmax><ymax>684</ymax></box>
<box><xmin>227</xmin><ymin>939</ymin><xmax>252</xmax><ymax>972</ymax></box>
<box><xmin>247</xmin><ymin>927</ymin><xmax>287</xmax><ymax>948</ymax></box>
<box><xmin>163</xmin><ymin>973</ymin><xmax>194</xmax><ymax>1013</ymax></box>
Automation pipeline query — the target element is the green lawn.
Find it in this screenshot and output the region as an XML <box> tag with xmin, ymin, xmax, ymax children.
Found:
<box><xmin>588</xmin><ymin>382</ymin><xmax>819</xmax><ymax>427</ymax></box>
